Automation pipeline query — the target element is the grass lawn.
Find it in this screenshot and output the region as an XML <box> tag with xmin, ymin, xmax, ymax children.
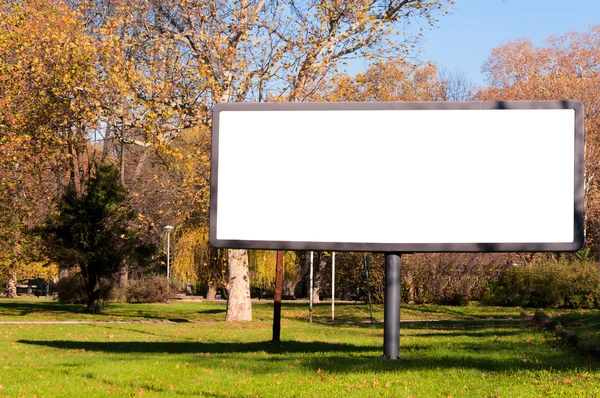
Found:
<box><xmin>0</xmin><ymin>298</ymin><xmax>534</xmax><ymax>323</ymax></box>
<box><xmin>0</xmin><ymin>298</ymin><xmax>598</xmax><ymax>397</ymax></box>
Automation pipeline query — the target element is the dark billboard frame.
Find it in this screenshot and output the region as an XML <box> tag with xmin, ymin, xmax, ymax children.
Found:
<box><xmin>210</xmin><ymin>100</ymin><xmax>584</xmax><ymax>253</ymax></box>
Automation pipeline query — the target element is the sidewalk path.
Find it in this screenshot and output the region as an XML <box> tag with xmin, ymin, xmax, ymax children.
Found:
<box><xmin>0</xmin><ymin>318</ymin><xmax>524</xmax><ymax>325</ymax></box>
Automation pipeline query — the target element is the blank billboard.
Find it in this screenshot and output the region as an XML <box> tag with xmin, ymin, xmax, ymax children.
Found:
<box><xmin>210</xmin><ymin>101</ymin><xmax>584</xmax><ymax>252</ymax></box>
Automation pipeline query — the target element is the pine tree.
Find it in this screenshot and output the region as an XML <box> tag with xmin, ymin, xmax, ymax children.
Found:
<box><xmin>41</xmin><ymin>163</ymin><xmax>153</xmax><ymax>312</ymax></box>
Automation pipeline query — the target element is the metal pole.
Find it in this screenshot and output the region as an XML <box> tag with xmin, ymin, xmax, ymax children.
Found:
<box><xmin>331</xmin><ymin>252</ymin><xmax>335</xmax><ymax>322</ymax></box>
<box><xmin>383</xmin><ymin>253</ymin><xmax>402</xmax><ymax>359</ymax></box>
<box><xmin>166</xmin><ymin>230</ymin><xmax>171</xmax><ymax>302</ymax></box>
<box><xmin>309</xmin><ymin>251</ymin><xmax>313</xmax><ymax>323</ymax></box>
<box><xmin>273</xmin><ymin>250</ymin><xmax>284</xmax><ymax>342</ymax></box>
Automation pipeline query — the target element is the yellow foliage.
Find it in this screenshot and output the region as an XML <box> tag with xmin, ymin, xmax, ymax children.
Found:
<box><xmin>249</xmin><ymin>250</ymin><xmax>297</xmax><ymax>286</ymax></box>
<box><xmin>172</xmin><ymin>227</ymin><xmax>210</xmax><ymax>285</ymax></box>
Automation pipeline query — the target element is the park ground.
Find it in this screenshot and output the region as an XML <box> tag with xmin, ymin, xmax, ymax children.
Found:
<box><xmin>0</xmin><ymin>299</ymin><xmax>599</xmax><ymax>397</ymax></box>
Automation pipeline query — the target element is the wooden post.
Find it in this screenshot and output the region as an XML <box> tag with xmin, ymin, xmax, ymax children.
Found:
<box><xmin>273</xmin><ymin>250</ymin><xmax>284</xmax><ymax>341</ymax></box>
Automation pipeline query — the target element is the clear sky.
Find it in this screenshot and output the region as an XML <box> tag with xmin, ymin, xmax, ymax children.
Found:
<box><xmin>418</xmin><ymin>0</ymin><xmax>600</xmax><ymax>86</ymax></box>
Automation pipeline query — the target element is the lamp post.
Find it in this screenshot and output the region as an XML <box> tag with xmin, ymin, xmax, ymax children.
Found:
<box><xmin>164</xmin><ymin>225</ymin><xmax>174</xmax><ymax>302</ymax></box>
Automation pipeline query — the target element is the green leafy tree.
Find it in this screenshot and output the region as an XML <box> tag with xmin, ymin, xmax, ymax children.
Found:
<box><xmin>41</xmin><ymin>163</ymin><xmax>153</xmax><ymax>312</ymax></box>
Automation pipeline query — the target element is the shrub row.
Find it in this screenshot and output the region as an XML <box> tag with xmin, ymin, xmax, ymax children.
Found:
<box><xmin>57</xmin><ymin>274</ymin><xmax>116</xmax><ymax>304</ymax></box>
<box><xmin>126</xmin><ymin>274</ymin><xmax>179</xmax><ymax>303</ymax></box>
<box><xmin>482</xmin><ymin>260</ymin><xmax>600</xmax><ymax>309</ymax></box>
<box><xmin>57</xmin><ymin>274</ymin><xmax>178</xmax><ymax>304</ymax></box>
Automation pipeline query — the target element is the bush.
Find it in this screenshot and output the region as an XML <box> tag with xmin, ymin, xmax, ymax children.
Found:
<box><xmin>57</xmin><ymin>274</ymin><xmax>87</xmax><ymax>304</ymax></box>
<box><xmin>400</xmin><ymin>253</ymin><xmax>509</xmax><ymax>305</ymax></box>
<box><xmin>57</xmin><ymin>274</ymin><xmax>117</xmax><ymax>304</ymax></box>
<box><xmin>126</xmin><ymin>275</ymin><xmax>179</xmax><ymax>303</ymax></box>
<box><xmin>482</xmin><ymin>260</ymin><xmax>600</xmax><ymax>309</ymax></box>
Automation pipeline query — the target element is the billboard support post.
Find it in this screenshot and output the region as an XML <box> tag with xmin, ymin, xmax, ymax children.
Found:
<box><xmin>273</xmin><ymin>250</ymin><xmax>284</xmax><ymax>342</ymax></box>
<box><xmin>383</xmin><ymin>253</ymin><xmax>402</xmax><ymax>359</ymax></box>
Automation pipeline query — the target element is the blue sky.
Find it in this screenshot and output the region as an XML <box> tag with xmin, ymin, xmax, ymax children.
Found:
<box><xmin>417</xmin><ymin>0</ymin><xmax>600</xmax><ymax>86</ymax></box>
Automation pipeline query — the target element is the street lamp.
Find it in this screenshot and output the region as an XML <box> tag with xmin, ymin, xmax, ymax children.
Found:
<box><xmin>164</xmin><ymin>225</ymin><xmax>174</xmax><ymax>302</ymax></box>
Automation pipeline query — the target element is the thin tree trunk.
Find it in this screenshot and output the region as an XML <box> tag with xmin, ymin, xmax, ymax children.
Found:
<box><xmin>225</xmin><ymin>249</ymin><xmax>252</xmax><ymax>321</ymax></box>
<box><xmin>83</xmin><ymin>269</ymin><xmax>103</xmax><ymax>313</ymax></box>
<box><xmin>206</xmin><ymin>283</ymin><xmax>217</xmax><ymax>300</ymax></box>
<box><xmin>132</xmin><ymin>146</ymin><xmax>151</xmax><ymax>183</ymax></box>
<box><xmin>282</xmin><ymin>280</ymin><xmax>296</xmax><ymax>298</ymax></box>
<box><xmin>119</xmin><ymin>135</ymin><xmax>125</xmax><ymax>186</ymax></box>
<box><xmin>405</xmin><ymin>268</ymin><xmax>415</xmax><ymax>304</ymax></box>
<box><xmin>101</xmin><ymin>123</ymin><xmax>114</xmax><ymax>162</ymax></box>
<box><xmin>207</xmin><ymin>245</ymin><xmax>224</xmax><ymax>300</ymax></box>
<box><xmin>282</xmin><ymin>251</ymin><xmax>311</xmax><ymax>298</ymax></box>
<box><xmin>118</xmin><ymin>260</ymin><xmax>128</xmax><ymax>302</ymax></box>
<box><xmin>116</xmin><ymin>136</ymin><xmax>128</xmax><ymax>303</ymax></box>
<box><xmin>6</xmin><ymin>271</ymin><xmax>17</xmax><ymax>298</ymax></box>
<box><xmin>311</xmin><ymin>255</ymin><xmax>327</xmax><ymax>304</ymax></box>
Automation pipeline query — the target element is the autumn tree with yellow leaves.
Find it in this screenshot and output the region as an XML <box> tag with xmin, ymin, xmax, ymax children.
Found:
<box><xmin>85</xmin><ymin>0</ymin><xmax>455</xmax><ymax>320</ymax></box>
<box><xmin>1</xmin><ymin>0</ymin><xmax>455</xmax><ymax>315</ymax></box>
<box><xmin>0</xmin><ymin>0</ymin><xmax>102</xmax><ymax>294</ymax></box>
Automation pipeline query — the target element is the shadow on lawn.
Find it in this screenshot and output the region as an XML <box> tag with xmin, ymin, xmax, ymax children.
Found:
<box><xmin>0</xmin><ymin>300</ymin><xmax>87</xmax><ymax>316</ymax></box>
<box><xmin>18</xmin><ymin>339</ymin><xmax>379</xmax><ymax>355</ymax></box>
<box><xmin>0</xmin><ymin>299</ymin><xmax>214</xmax><ymax>321</ymax></box>
<box><xmin>196</xmin><ymin>308</ymin><xmax>226</xmax><ymax>315</ymax></box>
<box><xmin>19</xmin><ymin>335</ymin><xmax>594</xmax><ymax>373</ymax></box>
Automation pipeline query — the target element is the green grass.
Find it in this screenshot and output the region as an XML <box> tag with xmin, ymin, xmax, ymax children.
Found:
<box><xmin>540</xmin><ymin>310</ymin><xmax>600</xmax><ymax>359</ymax></box>
<box><xmin>0</xmin><ymin>298</ymin><xmax>530</xmax><ymax>323</ymax></box>
<box><xmin>0</xmin><ymin>298</ymin><xmax>599</xmax><ymax>397</ymax></box>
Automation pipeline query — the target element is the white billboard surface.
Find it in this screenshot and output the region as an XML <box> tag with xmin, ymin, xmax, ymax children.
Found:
<box><xmin>210</xmin><ymin>101</ymin><xmax>584</xmax><ymax>252</ymax></box>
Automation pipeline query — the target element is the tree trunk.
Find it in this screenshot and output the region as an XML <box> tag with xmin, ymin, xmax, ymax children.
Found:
<box><xmin>311</xmin><ymin>255</ymin><xmax>327</xmax><ymax>304</ymax></box>
<box><xmin>282</xmin><ymin>251</ymin><xmax>311</xmax><ymax>298</ymax></box>
<box><xmin>85</xmin><ymin>272</ymin><xmax>103</xmax><ymax>313</ymax></box>
<box><xmin>405</xmin><ymin>268</ymin><xmax>415</xmax><ymax>304</ymax></box>
<box><xmin>282</xmin><ymin>280</ymin><xmax>296</xmax><ymax>298</ymax></box>
<box><xmin>206</xmin><ymin>283</ymin><xmax>217</xmax><ymax>300</ymax></box>
<box><xmin>343</xmin><ymin>286</ymin><xmax>355</xmax><ymax>301</ymax></box>
<box><xmin>118</xmin><ymin>261</ymin><xmax>128</xmax><ymax>302</ymax></box>
<box><xmin>225</xmin><ymin>249</ymin><xmax>252</xmax><ymax>321</ymax></box>
<box><xmin>6</xmin><ymin>271</ymin><xmax>17</xmax><ymax>298</ymax></box>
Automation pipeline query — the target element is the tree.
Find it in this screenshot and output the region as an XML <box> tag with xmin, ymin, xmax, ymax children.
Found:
<box><xmin>317</xmin><ymin>59</ymin><xmax>446</xmax><ymax>102</ymax></box>
<box><xmin>0</xmin><ymin>0</ymin><xmax>102</xmax><ymax>291</ymax></box>
<box><xmin>476</xmin><ymin>26</ymin><xmax>600</xmax><ymax>248</ymax></box>
<box><xmin>98</xmin><ymin>0</ymin><xmax>453</xmax><ymax>321</ymax></box>
<box><xmin>311</xmin><ymin>253</ymin><xmax>328</xmax><ymax>304</ymax></box>
<box><xmin>438</xmin><ymin>67</ymin><xmax>476</xmax><ymax>101</ymax></box>
<box><xmin>225</xmin><ymin>249</ymin><xmax>252</xmax><ymax>321</ymax></box>
<box><xmin>11</xmin><ymin>0</ymin><xmax>452</xmax><ymax>317</ymax></box>
<box><xmin>282</xmin><ymin>252</ymin><xmax>311</xmax><ymax>298</ymax></box>
<box><xmin>41</xmin><ymin>163</ymin><xmax>152</xmax><ymax>312</ymax></box>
